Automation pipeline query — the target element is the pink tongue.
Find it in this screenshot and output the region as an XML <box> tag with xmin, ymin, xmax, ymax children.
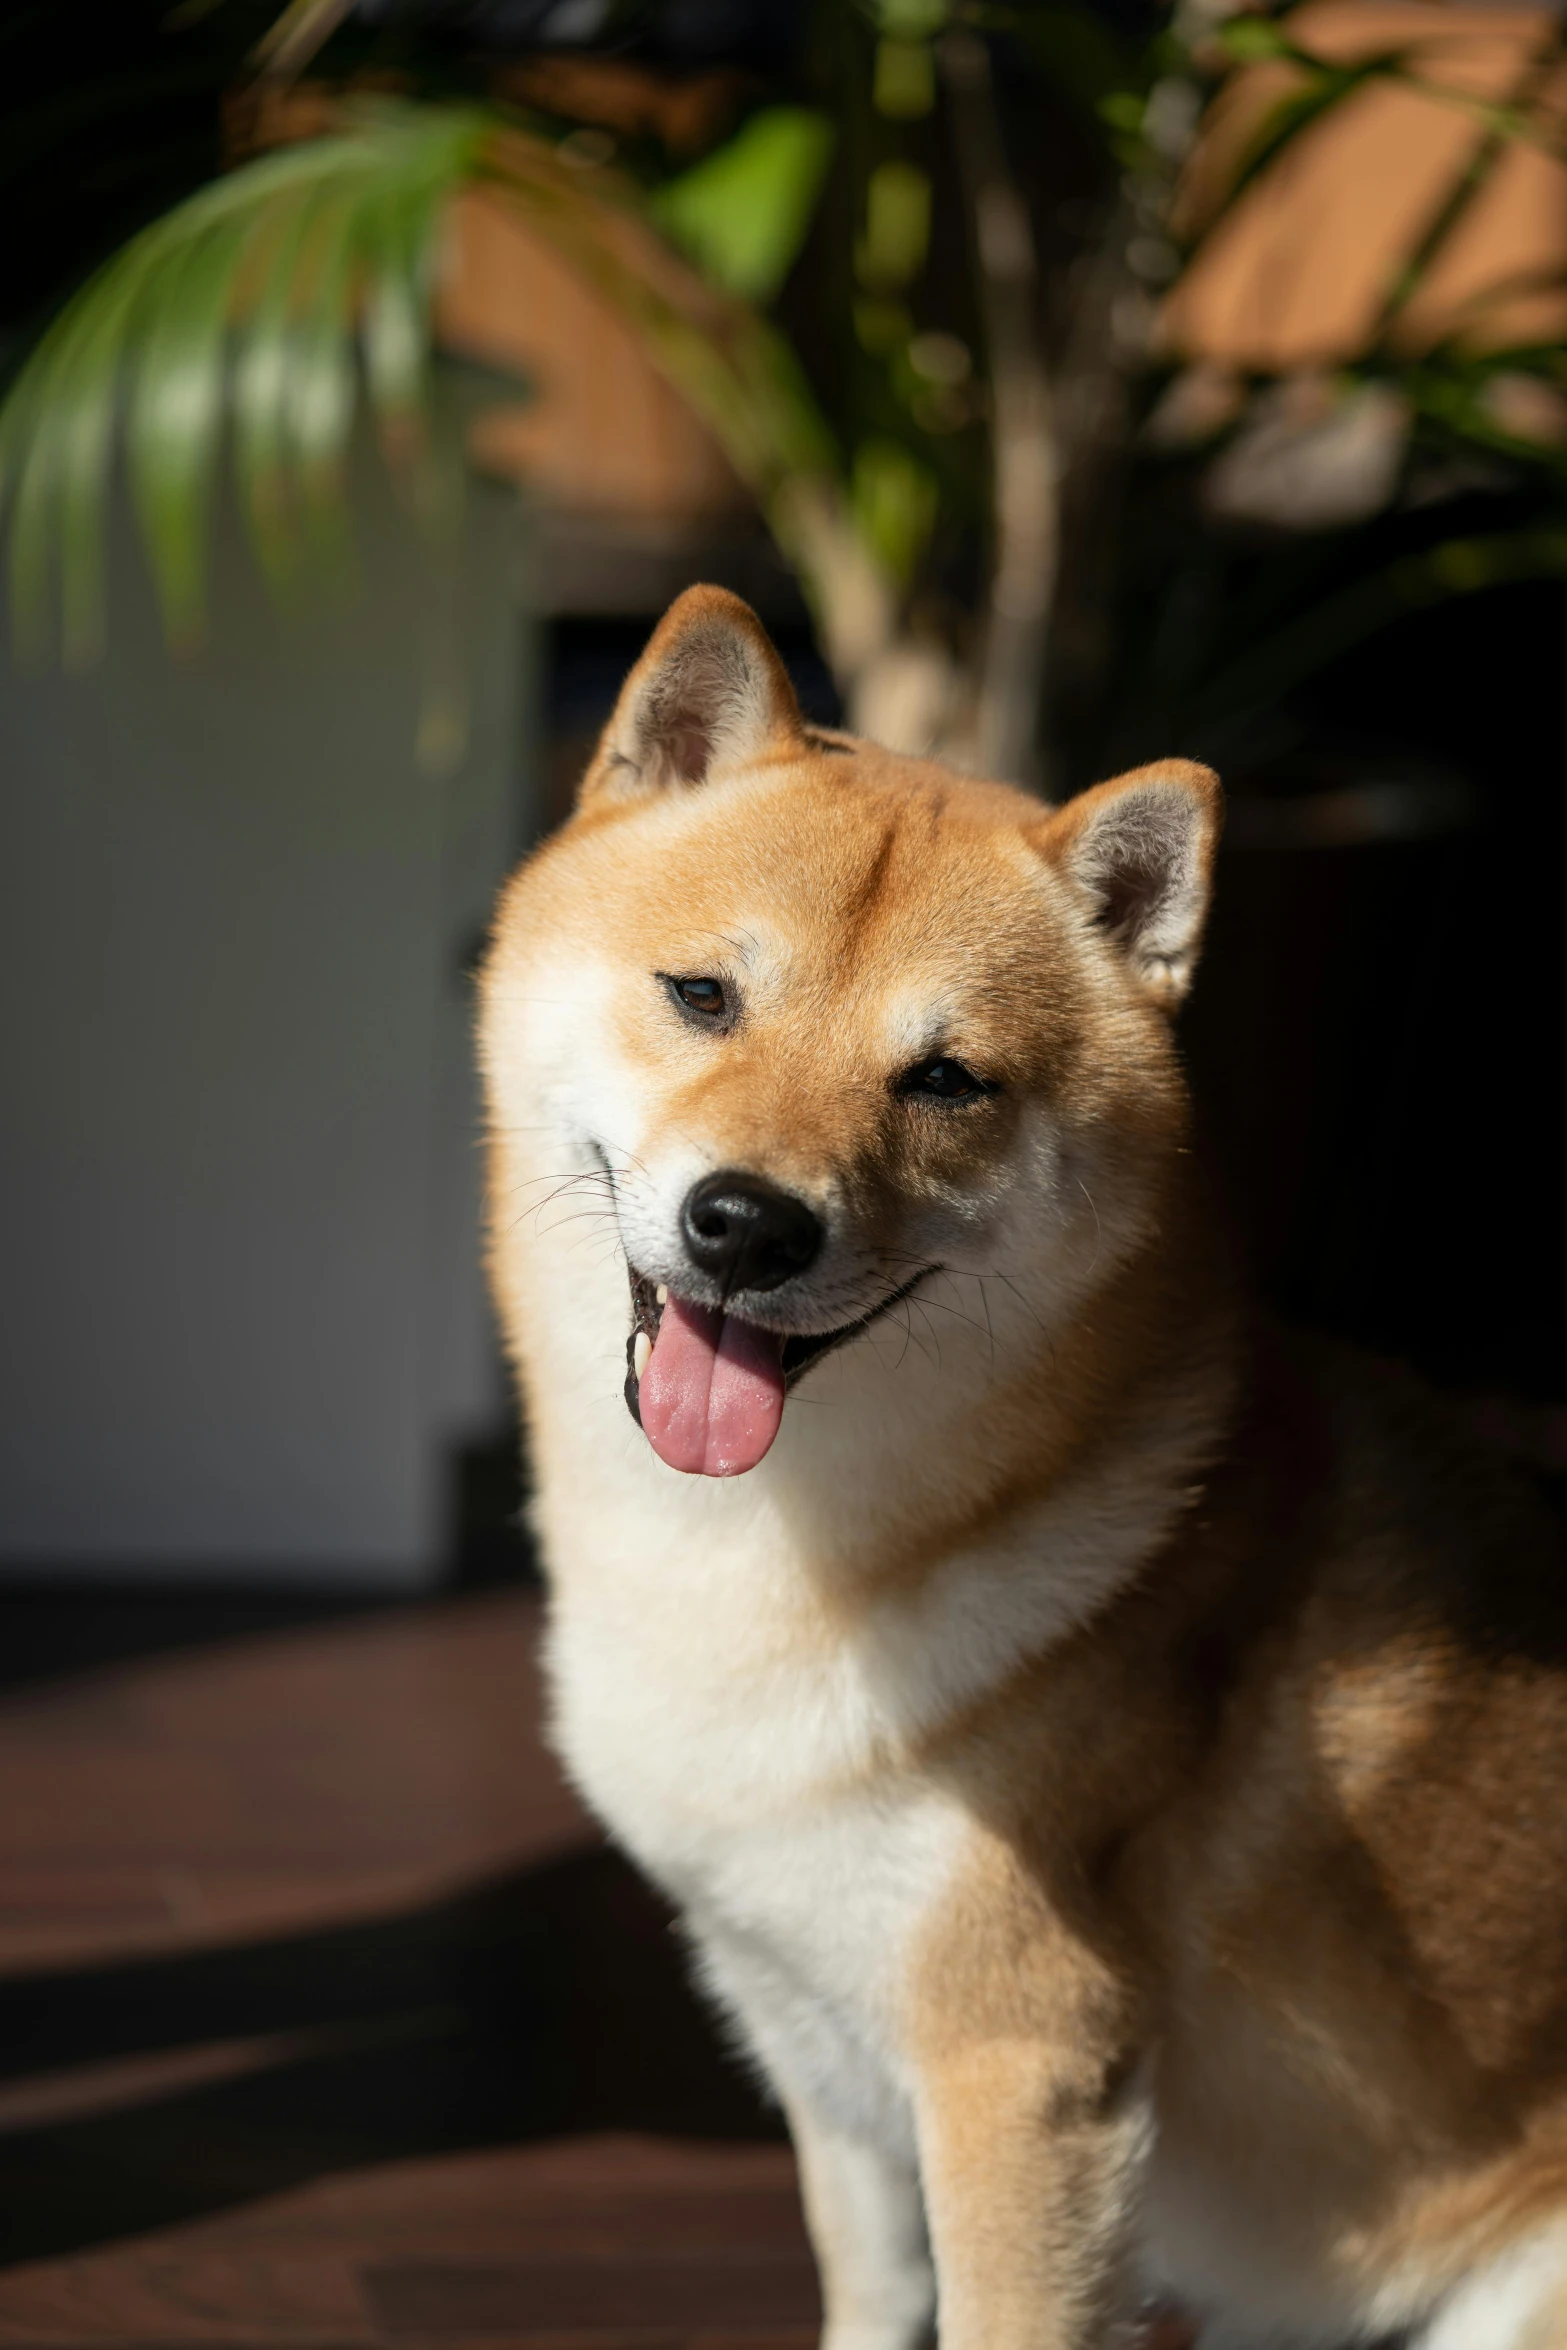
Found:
<box><xmin>638</xmin><ymin>1294</ymin><xmax>787</xmax><ymax>1477</ymax></box>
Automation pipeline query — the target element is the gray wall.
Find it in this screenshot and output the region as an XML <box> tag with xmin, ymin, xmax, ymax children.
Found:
<box><xmin>0</xmin><ymin>456</ymin><xmax>532</xmax><ymax>1587</ymax></box>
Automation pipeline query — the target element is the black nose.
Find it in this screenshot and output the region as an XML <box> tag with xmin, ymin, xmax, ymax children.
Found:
<box><xmin>681</xmin><ymin>1171</ymin><xmax>824</xmax><ymax>1295</ymax></box>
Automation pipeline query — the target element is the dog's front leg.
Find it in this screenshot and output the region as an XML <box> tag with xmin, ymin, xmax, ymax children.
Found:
<box><xmin>689</xmin><ymin>1922</ymin><xmax>934</xmax><ymax>2350</ymax></box>
<box><xmin>912</xmin><ymin>2038</ymin><xmax>1148</xmax><ymax>2350</ymax></box>
<box><xmin>784</xmin><ymin>2093</ymin><xmax>935</xmax><ymax>2350</ymax></box>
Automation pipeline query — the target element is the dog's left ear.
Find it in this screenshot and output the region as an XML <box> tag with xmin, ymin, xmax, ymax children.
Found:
<box><xmin>580</xmin><ymin>585</ymin><xmax>803</xmax><ymax>809</ymax></box>
<box><xmin>1038</xmin><ymin>760</ymin><xmax>1223</xmax><ymax>1010</ymax></box>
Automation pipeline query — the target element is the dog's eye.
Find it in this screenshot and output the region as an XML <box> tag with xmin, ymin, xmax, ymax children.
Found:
<box><xmin>669</xmin><ymin>976</ymin><xmax>727</xmax><ymax>1018</ymax></box>
<box><xmin>899</xmin><ymin>1056</ymin><xmax>995</xmax><ymax>1103</ymax></box>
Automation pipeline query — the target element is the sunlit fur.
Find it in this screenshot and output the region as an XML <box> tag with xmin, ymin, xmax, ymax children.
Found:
<box><xmin>480</xmin><ymin>587</ymin><xmax>1567</xmax><ymax>2350</ymax></box>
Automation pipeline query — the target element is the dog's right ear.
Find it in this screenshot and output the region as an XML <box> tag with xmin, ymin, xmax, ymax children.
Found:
<box><xmin>579</xmin><ymin>585</ymin><xmax>803</xmax><ymax>810</ymax></box>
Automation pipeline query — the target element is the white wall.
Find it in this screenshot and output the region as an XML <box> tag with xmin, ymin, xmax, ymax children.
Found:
<box><xmin>0</xmin><ymin>453</ymin><xmax>532</xmax><ymax>1587</ymax></box>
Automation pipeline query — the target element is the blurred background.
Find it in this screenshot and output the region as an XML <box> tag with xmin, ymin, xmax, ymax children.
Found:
<box><xmin>0</xmin><ymin>0</ymin><xmax>1564</xmax><ymax>2340</ymax></box>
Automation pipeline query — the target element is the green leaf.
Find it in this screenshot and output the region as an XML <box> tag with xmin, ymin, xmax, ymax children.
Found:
<box><xmin>1216</xmin><ymin>16</ymin><xmax>1293</xmax><ymax>64</ymax></box>
<box><xmin>878</xmin><ymin>0</ymin><xmax>946</xmax><ymax>33</ymax></box>
<box><xmin>856</xmin><ymin>160</ymin><xmax>931</xmax><ymax>291</ymax></box>
<box><xmin>851</xmin><ymin>435</ymin><xmax>937</xmax><ymax>585</ymax></box>
<box><xmin>233</xmin><ymin>187</ymin><xmax>318</xmax><ymax>589</ymax></box>
<box><xmin>874</xmin><ymin>37</ymin><xmax>937</xmax><ymax>122</ymax></box>
<box><xmin>1097</xmin><ymin>91</ymin><xmax>1147</xmax><ymax>133</ymax></box>
<box><xmin>362</xmin><ymin>179</ymin><xmax>435</xmax><ymax>438</ymax></box>
<box><xmin>0</xmin><ymin>101</ymin><xmax>485</xmax><ymax>659</ymax></box>
<box><xmin>283</xmin><ymin>183</ymin><xmax>365</xmax><ymax>523</ymax></box>
<box><xmin>651</xmin><ymin>108</ymin><xmax>835</xmax><ymax>306</ymax></box>
<box><xmin>19</xmin><ymin>254</ymin><xmax>156</xmax><ymax>666</ymax></box>
<box><xmin>127</xmin><ymin>219</ymin><xmax>249</xmax><ymax>647</ymax></box>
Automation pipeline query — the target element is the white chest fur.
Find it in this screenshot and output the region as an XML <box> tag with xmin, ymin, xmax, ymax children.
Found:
<box><xmin>530</xmin><ymin>1276</ymin><xmax>1226</xmax><ymax>2150</ymax></box>
<box><xmin>546</xmin><ymin>1556</ymin><xmax>967</xmax><ymax>2153</ymax></box>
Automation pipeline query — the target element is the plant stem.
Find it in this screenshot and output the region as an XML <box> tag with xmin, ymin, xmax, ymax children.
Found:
<box><xmin>943</xmin><ymin>28</ymin><xmax>1056</xmax><ymax>790</ymax></box>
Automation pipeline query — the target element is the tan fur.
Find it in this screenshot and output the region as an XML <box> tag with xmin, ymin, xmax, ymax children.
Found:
<box><xmin>479</xmin><ymin>586</ymin><xmax>1567</xmax><ymax>2350</ymax></box>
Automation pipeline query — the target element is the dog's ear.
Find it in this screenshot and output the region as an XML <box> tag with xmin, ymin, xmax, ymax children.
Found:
<box><xmin>580</xmin><ymin>585</ymin><xmax>803</xmax><ymax>809</ymax></box>
<box><xmin>1038</xmin><ymin>760</ymin><xmax>1223</xmax><ymax>1010</ymax></box>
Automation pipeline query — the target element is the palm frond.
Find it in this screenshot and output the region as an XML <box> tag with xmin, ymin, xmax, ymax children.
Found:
<box><xmin>1192</xmin><ymin>12</ymin><xmax>1567</xmax><ymax>249</ymax></box>
<box><xmin>474</xmin><ymin>124</ymin><xmax>894</xmax><ymax>682</ymax></box>
<box><xmin>0</xmin><ymin>92</ymin><xmax>894</xmax><ymax>692</ymax></box>
<box><xmin>0</xmin><ymin>103</ymin><xmax>485</xmax><ymax>660</ymax></box>
<box><xmin>649</xmin><ymin>107</ymin><xmax>835</xmax><ymax>306</ymax></box>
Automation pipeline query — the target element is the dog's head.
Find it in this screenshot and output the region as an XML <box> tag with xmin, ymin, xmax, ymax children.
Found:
<box><xmin>482</xmin><ymin>586</ymin><xmax>1221</xmax><ymax>1481</ymax></box>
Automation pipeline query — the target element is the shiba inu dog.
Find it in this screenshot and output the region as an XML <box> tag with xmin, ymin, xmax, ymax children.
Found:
<box><xmin>479</xmin><ymin>585</ymin><xmax>1567</xmax><ymax>2350</ymax></box>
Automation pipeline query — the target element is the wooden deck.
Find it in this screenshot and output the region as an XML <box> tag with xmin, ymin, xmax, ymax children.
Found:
<box><xmin>0</xmin><ymin>1591</ymin><xmax>812</xmax><ymax>2348</ymax></box>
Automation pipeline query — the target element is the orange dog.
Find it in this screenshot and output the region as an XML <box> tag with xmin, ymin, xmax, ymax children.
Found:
<box><xmin>480</xmin><ymin>585</ymin><xmax>1567</xmax><ymax>2350</ymax></box>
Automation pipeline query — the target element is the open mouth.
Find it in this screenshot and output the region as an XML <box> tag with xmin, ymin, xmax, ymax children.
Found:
<box><xmin>623</xmin><ymin>1265</ymin><xmax>936</xmax><ymax>1479</ymax></box>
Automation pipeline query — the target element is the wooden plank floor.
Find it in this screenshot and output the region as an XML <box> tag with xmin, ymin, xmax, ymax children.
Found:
<box><xmin>0</xmin><ymin>2134</ymin><xmax>816</xmax><ymax>2347</ymax></box>
<box><xmin>0</xmin><ymin>1591</ymin><xmax>1198</xmax><ymax>2349</ymax></box>
<box><xmin>0</xmin><ymin>1595</ymin><xmax>582</xmax><ymax>1971</ymax></box>
<box><xmin>0</xmin><ymin>1592</ymin><xmax>814</xmax><ymax>2347</ymax></box>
